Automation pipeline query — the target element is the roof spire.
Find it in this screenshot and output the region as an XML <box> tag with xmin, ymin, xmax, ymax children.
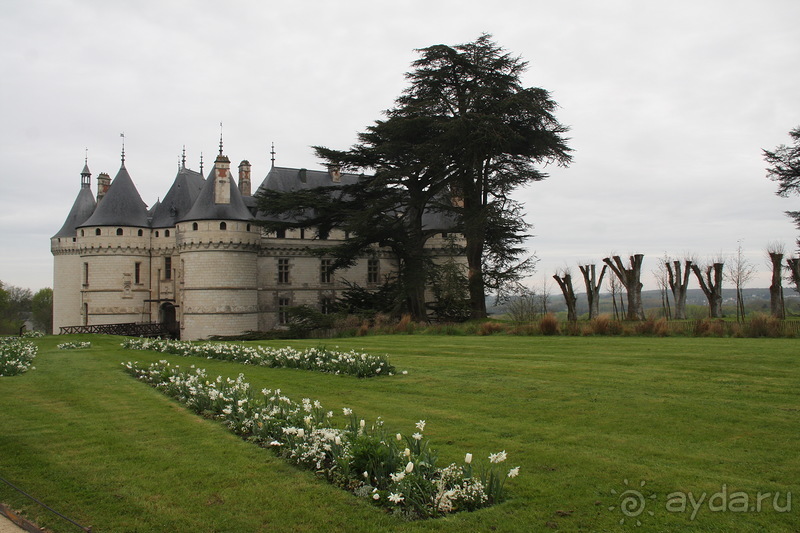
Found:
<box><xmin>200</xmin><ymin>152</ymin><xmax>204</xmax><ymax>176</ymax></box>
<box><xmin>218</xmin><ymin>122</ymin><xmax>224</xmax><ymax>155</ymax></box>
<box><xmin>120</xmin><ymin>132</ymin><xmax>126</xmax><ymax>167</ymax></box>
<box><xmin>81</xmin><ymin>149</ymin><xmax>91</xmax><ymax>189</ymax></box>
<box><xmin>181</xmin><ymin>145</ymin><xmax>186</xmax><ymax>169</ymax></box>
<box><xmin>270</xmin><ymin>142</ymin><xmax>275</xmax><ymax>168</ymax></box>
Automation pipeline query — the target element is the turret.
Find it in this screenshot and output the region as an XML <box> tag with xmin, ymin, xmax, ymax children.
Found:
<box><xmin>238</xmin><ymin>160</ymin><xmax>252</xmax><ymax>196</ymax></box>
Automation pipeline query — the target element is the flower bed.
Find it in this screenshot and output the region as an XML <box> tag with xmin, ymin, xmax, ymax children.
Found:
<box><xmin>0</xmin><ymin>337</ymin><xmax>37</xmax><ymax>376</ymax></box>
<box><xmin>123</xmin><ymin>360</ymin><xmax>518</xmax><ymax>518</ymax></box>
<box><xmin>121</xmin><ymin>338</ymin><xmax>394</xmax><ymax>378</ymax></box>
<box><xmin>57</xmin><ymin>341</ymin><xmax>92</xmax><ymax>350</ymax></box>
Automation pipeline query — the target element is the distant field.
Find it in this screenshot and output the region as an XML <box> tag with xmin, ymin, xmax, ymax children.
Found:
<box><xmin>1</xmin><ymin>335</ymin><xmax>797</xmax><ymax>532</ymax></box>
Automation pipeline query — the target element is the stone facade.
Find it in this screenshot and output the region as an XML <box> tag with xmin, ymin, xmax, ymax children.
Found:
<box><xmin>51</xmin><ymin>147</ymin><xmax>462</xmax><ymax>340</ymax></box>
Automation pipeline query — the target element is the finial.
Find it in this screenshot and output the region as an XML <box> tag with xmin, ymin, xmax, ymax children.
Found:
<box><xmin>84</xmin><ymin>147</ymin><xmax>88</xmax><ymax>164</ymax></box>
<box><xmin>219</xmin><ymin>122</ymin><xmax>224</xmax><ymax>155</ymax></box>
<box><xmin>200</xmin><ymin>152</ymin><xmax>204</xmax><ymax>175</ymax></box>
<box><xmin>270</xmin><ymin>142</ymin><xmax>275</xmax><ymax>168</ymax></box>
<box><xmin>120</xmin><ymin>132</ymin><xmax>126</xmax><ymax>166</ymax></box>
<box><xmin>181</xmin><ymin>145</ymin><xmax>186</xmax><ymax>169</ymax></box>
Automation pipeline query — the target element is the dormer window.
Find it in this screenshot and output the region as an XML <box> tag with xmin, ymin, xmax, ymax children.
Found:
<box><xmin>116</xmin><ymin>228</ymin><xmax>123</xmax><ymax>236</ymax></box>
<box><xmin>95</xmin><ymin>228</ymin><xmax>101</xmax><ymax>236</ymax></box>
<box><xmin>220</xmin><ymin>222</ymin><xmax>227</xmax><ymax>230</ymax></box>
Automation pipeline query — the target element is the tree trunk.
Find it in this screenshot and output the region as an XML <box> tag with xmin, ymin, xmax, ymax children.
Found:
<box><xmin>666</xmin><ymin>260</ymin><xmax>692</xmax><ymax>320</ymax></box>
<box><xmin>768</xmin><ymin>252</ymin><xmax>784</xmax><ymax>319</ymax></box>
<box><xmin>788</xmin><ymin>257</ymin><xmax>800</xmax><ymax>294</ymax></box>
<box><xmin>553</xmin><ymin>273</ymin><xmax>578</xmax><ymax>322</ymax></box>
<box><xmin>603</xmin><ymin>255</ymin><xmax>645</xmax><ymax>320</ymax></box>
<box><xmin>691</xmin><ymin>263</ymin><xmax>724</xmax><ymax>318</ymax></box>
<box><xmin>579</xmin><ymin>264</ymin><xmax>607</xmax><ymax>320</ymax></box>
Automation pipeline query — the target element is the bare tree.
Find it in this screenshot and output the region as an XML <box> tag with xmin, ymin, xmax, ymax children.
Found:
<box><xmin>537</xmin><ymin>275</ymin><xmax>552</xmax><ymax>316</ymax></box>
<box><xmin>691</xmin><ymin>261</ymin><xmax>724</xmax><ymax>318</ymax></box>
<box><xmin>666</xmin><ymin>258</ymin><xmax>693</xmax><ymax>320</ymax></box>
<box><xmin>553</xmin><ymin>269</ymin><xmax>578</xmax><ymax>322</ymax></box>
<box><xmin>725</xmin><ymin>241</ymin><xmax>755</xmax><ymax>322</ymax></box>
<box><xmin>603</xmin><ymin>254</ymin><xmax>645</xmax><ymax>320</ymax></box>
<box><xmin>654</xmin><ymin>255</ymin><xmax>672</xmax><ymax>319</ymax></box>
<box><xmin>766</xmin><ymin>242</ymin><xmax>785</xmax><ymax>319</ymax></box>
<box><xmin>607</xmin><ymin>272</ymin><xmax>624</xmax><ymax>320</ymax></box>
<box><xmin>506</xmin><ymin>287</ymin><xmax>539</xmax><ymax>322</ymax></box>
<box><xmin>579</xmin><ymin>263</ymin><xmax>607</xmax><ymax>320</ymax></box>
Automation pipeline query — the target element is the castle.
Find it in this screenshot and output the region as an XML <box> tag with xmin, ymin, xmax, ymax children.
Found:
<box><xmin>51</xmin><ymin>142</ymin><xmax>460</xmax><ymax>339</ymax></box>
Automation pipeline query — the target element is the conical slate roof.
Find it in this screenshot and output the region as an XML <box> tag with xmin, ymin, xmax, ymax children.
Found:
<box><xmin>79</xmin><ymin>165</ymin><xmax>149</xmax><ymax>228</ymax></box>
<box><xmin>180</xmin><ymin>160</ymin><xmax>251</xmax><ymax>222</ymax></box>
<box><xmin>53</xmin><ymin>187</ymin><xmax>96</xmax><ymax>238</ymax></box>
<box><xmin>150</xmin><ymin>167</ymin><xmax>205</xmax><ymax>228</ymax></box>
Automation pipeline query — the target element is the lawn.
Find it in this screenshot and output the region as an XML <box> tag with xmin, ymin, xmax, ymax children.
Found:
<box><xmin>0</xmin><ymin>334</ymin><xmax>797</xmax><ymax>532</ymax></box>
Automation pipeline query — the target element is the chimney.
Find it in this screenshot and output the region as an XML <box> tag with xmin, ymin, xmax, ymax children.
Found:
<box><xmin>213</xmin><ymin>154</ymin><xmax>231</xmax><ymax>205</ymax></box>
<box><xmin>238</xmin><ymin>160</ymin><xmax>251</xmax><ymax>196</ymax></box>
<box><xmin>96</xmin><ymin>172</ymin><xmax>111</xmax><ymax>202</ymax></box>
<box><xmin>330</xmin><ymin>166</ymin><xmax>341</xmax><ymax>183</ymax></box>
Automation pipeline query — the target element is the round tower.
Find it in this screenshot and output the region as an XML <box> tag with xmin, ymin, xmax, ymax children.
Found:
<box><xmin>51</xmin><ymin>159</ymin><xmax>97</xmax><ymax>333</ymax></box>
<box><xmin>75</xmin><ymin>157</ymin><xmax>152</xmax><ymax>327</ymax></box>
<box><xmin>177</xmin><ymin>147</ymin><xmax>259</xmax><ymax>340</ymax></box>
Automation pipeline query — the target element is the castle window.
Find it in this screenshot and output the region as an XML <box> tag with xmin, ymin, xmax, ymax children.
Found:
<box><xmin>278</xmin><ymin>259</ymin><xmax>290</xmax><ymax>284</ymax></box>
<box><xmin>220</xmin><ymin>222</ymin><xmax>227</xmax><ymax>230</ymax></box>
<box><xmin>320</xmin><ymin>259</ymin><xmax>333</xmax><ymax>284</ymax></box>
<box><xmin>116</xmin><ymin>228</ymin><xmax>123</xmax><ymax>236</ymax></box>
<box><xmin>138</xmin><ymin>229</ymin><xmax>143</xmax><ymax>236</ymax></box>
<box><xmin>442</xmin><ymin>232</ymin><xmax>449</xmax><ymax>238</ymax></box>
<box><xmin>367</xmin><ymin>259</ymin><xmax>380</xmax><ymax>285</ymax></box>
<box><xmin>276</xmin><ymin>228</ymin><xmax>286</xmax><ymax>239</ymax></box>
<box><xmin>300</xmin><ymin>228</ymin><xmax>305</xmax><ymax>240</ymax></box>
<box><xmin>320</xmin><ymin>297</ymin><xmax>333</xmax><ymax>315</ymax></box>
<box><xmin>155</xmin><ymin>231</ymin><xmax>160</xmax><ymax>237</ymax></box>
<box><xmin>165</xmin><ymin>230</ymin><xmax>170</xmax><ymax>237</ymax></box>
<box><xmin>246</xmin><ymin>224</ymin><xmax>251</xmax><ymax>231</ymax></box>
<box><xmin>278</xmin><ymin>297</ymin><xmax>290</xmax><ymax>325</ymax></box>
<box><xmin>83</xmin><ymin>262</ymin><xmax>89</xmax><ymax>286</ymax></box>
<box><xmin>72</xmin><ymin>237</ymin><xmax>76</xmax><ymax>242</ymax></box>
<box><xmin>164</xmin><ymin>256</ymin><xmax>172</xmax><ymax>280</ymax></box>
<box><xmin>192</xmin><ymin>222</ymin><xmax>198</xmax><ymax>231</ymax></box>
<box><xmin>95</xmin><ymin>228</ymin><xmax>101</xmax><ymax>236</ymax></box>
<box><xmin>134</xmin><ymin>262</ymin><xmax>141</xmax><ymax>285</ymax></box>
<box><xmin>80</xmin><ymin>229</ymin><xmax>85</xmax><ymax>237</ymax></box>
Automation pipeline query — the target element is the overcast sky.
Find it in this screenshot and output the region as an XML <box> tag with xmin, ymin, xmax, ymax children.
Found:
<box><xmin>1</xmin><ymin>0</ymin><xmax>799</xmax><ymax>294</ymax></box>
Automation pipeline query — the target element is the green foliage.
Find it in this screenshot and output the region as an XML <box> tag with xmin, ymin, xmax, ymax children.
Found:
<box><xmin>334</xmin><ymin>280</ymin><xmax>402</xmax><ymax>318</ymax></box>
<box><xmin>285</xmin><ymin>305</ymin><xmax>336</xmax><ymax>338</ymax></box>
<box><xmin>0</xmin><ymin>337</ymin><xmax>37</xmax><ymax>376</ymax></box>
<box><xmin>31</xmin><ymin>287</ymin><xmax>53</xmax><ymax>333</ymax></box>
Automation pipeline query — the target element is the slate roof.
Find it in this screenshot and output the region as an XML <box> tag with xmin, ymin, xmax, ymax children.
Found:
<box><xmin>53</xmin><ymin>186</ymin><xmax>96</xmax><ymax>238</ymax></box>
<box><xmin>78</xmin><ymin>165</ymin><xmax>150</xmax><ymax>228</ymax></box>
<box><xmin>150</xmin><ymin>167</ymin><xmax>206</xmax><ymax>228</ymax></box>
<box><xmin>180</xmin><ymin>161</ymin><xmax>252</xmax><ymax>222</ymax></box>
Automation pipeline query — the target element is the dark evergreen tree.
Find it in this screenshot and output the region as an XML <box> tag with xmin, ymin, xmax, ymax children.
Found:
<box><xmin>764</xmin><ymin>126</ymin><xmax>800</xmax><ymax>246</ymax></box>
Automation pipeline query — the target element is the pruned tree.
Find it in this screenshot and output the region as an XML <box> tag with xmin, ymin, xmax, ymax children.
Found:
<box><xmin>606</xmin><ymin>271</ymin><xmax>624</xmax><ymax>320</ymax></box>
<box><xmin>666</xmin><ymin>258</ymin><xmax>693</xmax><ymax>320</ymax></box>
<box><xmin>691</xmin><ymin>261</ymin><xmax>724</xmax><ymax>318</ymax></box>
<box><xmin>764</xmin><ymin>126</ymin><xmax>800</xmax><ymax>245</ymax></box>
<box><xmin>553</xmin><ymin>269</ymin><xmax>578</xmax><ymax>322</ymax></box>
<box><xmin>603</xmin><ymin>254</ymin><xmax>645</xmax><ymax>320</ymax></box>
<box><xmin>726</xmin><ymin>242</ymin><xmax>755</xmax><ymax>322</ymax></box>
<box><xmin>766</xmin><ymin>242</ymin><xmax>785</xmax><ymax>319</ymax></box>
<box><xmin>578</xmin><ymin>263</ymin><xmax>607</xmax><ymax>320</ymax></box>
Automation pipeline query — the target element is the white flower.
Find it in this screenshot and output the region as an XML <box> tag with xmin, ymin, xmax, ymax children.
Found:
<box><xmin>334</xmin><ymin>436</ymin><xmax>342</xmax><ymax>446</ymax></box>
<box><xmin>269</xmin><ymin>440</ymin><xmax>282</xmax><ymax>446</ymax></box>
<box><xmin>404</xmin><ymin>448</ymin><xmax>411</xmax><ymax>458</ymax></box>
<box><xmin>415</xmin><ymin>420</ymin><xmax>426</xmax><ymax>431</ymax></box>
<box><xmin>489</xmin><ymin>450</ymin><xmax>507</xmax><ymax>464</ymax></box>
<box><xmin>412</xmin><ymin>432</ymin><xmax>422</xmax><ymax>441</ymax></box>
<box><xmin>372</xmin><ymin>493</ymin><xmax>380</xmax><ymax>500</ymax></box>
<box><xmin>359</xmin><ymin>419</ymin><xmax>366</xmax><ymax>428</ymax></box>
<box><xmin>402</xmin><ymin>370</ymin><xmax>408</xmax><ymax>375</ymax></box>
<box><xmin>297</xmin><ymin>428</ymin><xmax>305</xmax><ymax>438</ymax></box>
<box><xmin>390</xmin><ymin>471</ymin><xmax>405</xmax><ymax>483</ymax></box>
<box><xmin>405</xmin><ymin>461</ymin><xmax>414</xmax><ymax>473</ymax></box>
<box><xmin>396</xmin><ymin>433</ymin><xmax>403</xmax><ymax>441</ymax></box>
<box><xmin>343</xmin><ymin>407</ymin><xmax>352</xmax><ymax>416</ymax></box>
<box><xmin>363</xmin><ymin>471</ymin><xmax>369</xmax><ymax>479</ymax></box>
<box><xmin>465</xmin><ymin>453</ymin><xmax>473</xmax><ymax>464</ymax></box>
<box><xmin>508</xmin><ymin>466</ymin><xmax>520</xmax><ymax>478</ymax></box>
<box><xmin>388</xmin><ymin>492</ymin><xmax>404</xmax><ymax>504</ymax></box>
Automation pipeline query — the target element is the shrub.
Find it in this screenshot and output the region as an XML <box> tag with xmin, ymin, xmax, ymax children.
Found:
<box><xmin>589</xmin><ymin>315</ymin><xmax>612</xmax><ymax>335</ymax></box>
<box><xmin>0</xmin><ymin>337</ymin><xmax>37</xmax><ymax>376</ymax></box>
<box><xmin>744</xmin><ymin>313</ymin><xmax>784</xmax><ymax>338</ymax></box>
<box><xmin>477</xmin><ymin>322</ymin><xmax>504</xmax><ymax>336</ymax></box>
<box><xmin>635</xmin><ymin>318</ymin><xmax>670</xmax><ymax>337</ymax></box>
<box><xmin>538</xmin><ymin>314</ymin><xmax>560</xmax><ymax>336</ymax></box>
<box><xmin>694</xmin><ymin>318</ymin><xmax>725</xmax><ymax>337</ymax></box>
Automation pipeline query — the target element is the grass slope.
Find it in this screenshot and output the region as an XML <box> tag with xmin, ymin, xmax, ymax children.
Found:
<box><xmin>0</xmin><ymin>335</ymin><xmax>797</xmax><ymax>532</ymax></box>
